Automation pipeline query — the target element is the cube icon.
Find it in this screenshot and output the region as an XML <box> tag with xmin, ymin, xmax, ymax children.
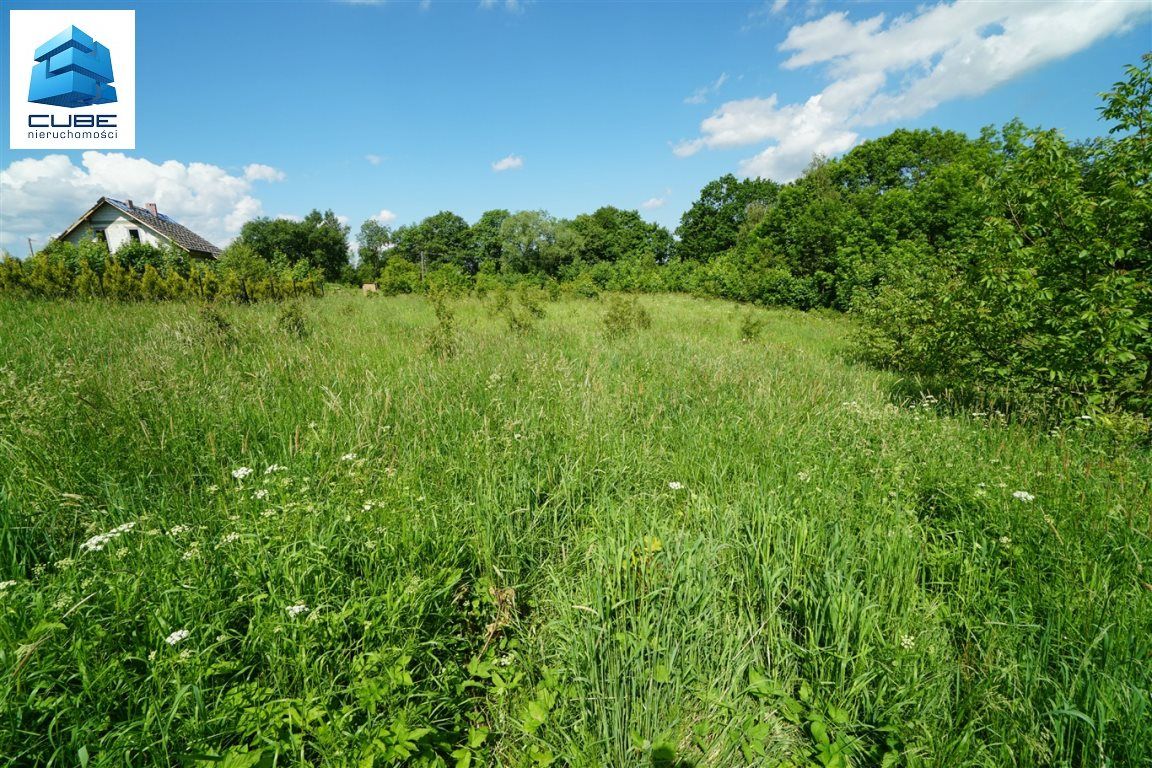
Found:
<box><xmin>28</xmin><ymin>25</ymin><xmax>117</xmax><ymax>108</ymax></box>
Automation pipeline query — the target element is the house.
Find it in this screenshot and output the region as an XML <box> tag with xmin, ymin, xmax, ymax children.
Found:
<box><xmin>59</xmin><ymin>197</ymin><xmax>222</xmax><ymax>259</ymax></box>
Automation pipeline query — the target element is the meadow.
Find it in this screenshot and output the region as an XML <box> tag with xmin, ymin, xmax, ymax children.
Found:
<box><xmin>0</xmin><ymin>292</ymin><xmax>1148</xmax><ymax>767</ymax></box>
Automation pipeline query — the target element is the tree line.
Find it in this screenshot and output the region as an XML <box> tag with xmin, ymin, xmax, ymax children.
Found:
<box><xmin>1</xmin><ymin>55</ymin><xmax>1147</xmax><ymax>421</ymax></box>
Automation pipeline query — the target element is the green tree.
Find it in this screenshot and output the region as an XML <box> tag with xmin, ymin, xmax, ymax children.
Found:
<box><xmin>237</xmin><ymin>210</ymin><xmax>350</xmax><ymax>281</ymax></box>
<box><xmin>356</xmin><ymin>219</ymin><xmax>393</xmax><ymax>275</ymax></box>
<box><xmin>395</xmin><ymin>212</ymin><xmax>473</xmax><ymax>275</ymax></box>
<box><xmin>470</xmin><ymin>209</ymin><xmax>511</xmax><ymax>273</ymax></box>
<box><xmin>675</xmin><ymin>174</ymin><xmax>779</xmax><ymax>262</ymax></box>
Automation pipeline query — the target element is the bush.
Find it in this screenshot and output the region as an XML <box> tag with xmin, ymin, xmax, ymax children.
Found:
<box><xmin>603</xmin><ymin>295</ymin><xmax>651</xmax><ymax>338</ymax></box>
<box><xmin>378</xmin><ymin>257</ymin><xmax>421</xmax><ymax>296</ymax></box>
<box><xmin>276</xmin><ymin>302</ymin><xmax>310</xmax><ymax>339</ymax></box>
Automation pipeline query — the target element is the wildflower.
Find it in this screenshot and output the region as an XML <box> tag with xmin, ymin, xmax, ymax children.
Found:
<box><xmin>220</xmin><ymin>532</ymin><xmax>242</xmax><ymax>545</ymax></box>
<box><xmin>900</xmin><ymin>634</ymin><xmax>916</xmax><ymax>650</ymax></box>
<box><xmin>0</xmin><ymin>580</ymin><xmax>17</xmax><ymax>591</ymax></box>
<box><xmin>253</xmin><ymin>489</ymin><xmax>269</xmax><ymax>500</ymax></box>
<box><xmin>265</xmin><ymin>464</ymin><xmax>286</xmax><ymax>474</ymax></box>
<box><xmin>148</xmin><ymin>650</ymin><xmax>157</xmax><ymax>662</ymax></box>
<box><xmin>797</xmin><ymin>471</ymin><xmax>811</xmax><ymax>482</ymax></box>
<box><xmin>668</xmin><ymin>481</ymin><xmax>684</xmax><ymax>490</ymax></box>
<box><xmin>341</xmin><ymin>453</ymin><xmax>357</xmax><ymax>462</ymax></box>
<box><xmin>1043</xmin><ymin>514</ymin><xmax>1055</xmax><ymax>526</ymax></box>
<box><xmin>165</xmin><ymin>629</ymin><xmax>190</xmax><ymax>646</ymax></box>
<box><xmin>178</xmin><ymin>649</ymin><xmax>193</xmax><ymax>661</ymax></box>
<box><xmin>207</xmin><ymin>484</ymin><xmax>219</xmax><ymax>494</ymax></box>
<box><xmin>286</xmin><ymin>603</ymin><xmax>309</xmax><ymax>618</ymax></box>
<box><xmin>362</xmin><ymin>502</ymin><xmax>373</xmax><ymax>511</ymax></box>
<box><xmin>232</xmin><ymin>466</ymin><xmax>254</xmax><ymax>480</ymax></box>
<box><xmin>999</xmin><ymin>535</ymin><xmax>1012</xmax><ymax>546</ymax></box>
<box><xmin>261</xmin><ymin>509</ymin><xmax>277</xmax><ymax>518</ymax></box>
<box><xmin>55</xmin><ymin>558</ymin><xmax>75</xmax><ymax>570</ymax></box>
<box><xmin>216</xmin><ymin>634</ymin><xmax>228</xmax><ymax>643</ymax></box>
<box><xmin>80</xmin><ymin>522</ymin><xmax>136</xmax><ymax>552</ymax></box>
<box><xmin>1012</xmin><ymin>491</ymin><xmax>1035</xmax><ymax>502</ymax></box>
<box><xmin>169</xmin><ymin>524</ymin><xmax>191</xmax><ymax>536</ymax></box>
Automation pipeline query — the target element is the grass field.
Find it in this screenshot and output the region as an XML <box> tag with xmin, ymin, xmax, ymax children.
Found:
<box><xmin>0</xmin><ymin>292</ymin><xmax>1149</xmax><ymax>767</ymax></box>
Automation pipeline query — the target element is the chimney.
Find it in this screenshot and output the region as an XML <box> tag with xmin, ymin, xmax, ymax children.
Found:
<box><xmin>146</xmin><ymin>202</ymin><xmax>157</xmax><ymax>216</ymax></box>
<box><xmin>127</xmin><ymin>199</ymin><xmax>134</xmax><ymax>208</ymax></box>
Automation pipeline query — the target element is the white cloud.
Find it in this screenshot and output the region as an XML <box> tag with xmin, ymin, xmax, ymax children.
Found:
<box><xmin>480</xmin><ymin>0</ymin><xmax>526</xmax><ymax>12</ymax></box>
<box><xmin>365</xmin><ymin>154</ymin><xmax>384</xmax><ymax>166</ymax></box>
<box><xmin>374</xmin><ymin>209</ymin><xmax>398</xmax><ymax>223</ymax></box>
<box><xmin>684</xmin><ymin>72</ymin><xmax>729</xmax><ymax>105</ymax></box>
<box><xmin>771</xmin><ymin>0</ymin><xmax>788</xmax><ymax>14</ymax></box>
<box><xmin>276</xmin><ymin>214</ymin><xmax>303</xmax><ymax>222</ymax></box>
<box><xmin>641</xmin><ymin>197</ymin><xmax>666</xmax><ymax>210</ymax></box>
<box><xmin>491</xmin><ymin>154</ymin><xmax>524</xmax><ymax>172</ymax></box>
<box><xmin>243</xmin><ymin>163</ymin><xmax>286</xmax><ymax>182</ymax></box>
<box><xmin>0</xmin><ymin>152</ymin><xmax>271</xmax><ymax>252</ymax></box>
<box><xmin>679</xmin><ymin>1</ymin><xmax>1150</xmax><ymax>181</ymax></box>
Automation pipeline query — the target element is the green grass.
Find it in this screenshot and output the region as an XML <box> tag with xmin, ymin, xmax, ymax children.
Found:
<box><xmin>0</xmin><ymin>291</ymin><xmax>1148</xmax><ymax>767</ymax></box>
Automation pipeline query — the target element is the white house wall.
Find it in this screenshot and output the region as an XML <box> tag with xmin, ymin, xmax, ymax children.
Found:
<box><xmin>63</xmin><ymin>204</ymin><xmax>167</xmax><ymax>252</ymax></box>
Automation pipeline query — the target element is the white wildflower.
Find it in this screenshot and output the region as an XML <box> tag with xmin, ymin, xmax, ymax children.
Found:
<box><xmin>232</xmin><ymin>467</ymin><xmax>253</xmax><ymax>480</ymax></box>
<box><xmin>668</xmin><ymin>481</ymin><xmax>684</xmax><ymax>491</ymax></box>
<box><xmin>148</xmin><ymin>650</ymin><xmax>157</xmax><ymax>662</ymax></box>
<box><xmin>165</xmin><ymin>629</ymin><xmax>190</xmax><ymax>646</ymax></box>
<box><xmin>178</xmin><ymin>648</ymin><xmax>193</xmax><ymax>661</ymax></box>
<box><xmin>0</xmin><ymin>580</ymin><xmax>17</xmax><ymax>591</ymax></box>
<box><xmin>261</xmin><ymin>509</ymin><xmax>277</xmax><ymax>518</ymax></box>
<box><xmin>999</xmin><ymin>535</ymin><xmax>1012</xmax><ymax>546</ymax></box>
<box><xmin>80</xmin><ymin>522</ymin><xmax>136</xmax><ymax>553</ymax></box>
<box><xmin>206</xmin><ymin>485</ymin><xmax>219</xmax><ymax>494</ymax></box>
<box><xmin>169</xmin><ymin>524</ymin><xmax>191</xmax><ymax>536</ymax></box>
<box><xmin>900</xmin><ymin>634</ymin><xmax>916</xmax><ymax>650</ymax></box>
<box><xmin>220</xmin><ymin>532</ymin><xmax>242</xmax><ymax>545</ymax></box>
<box><xmin>341</xmin><ymin>453</ymin><xmax>357</xmax><ymax>462</ymax></box>
<box><xmin>182</xmin><ymin>544</ymin><xmax>200</xmax><ymax>560</ymax></box>
<box><xmin>286</xmin><ymin>603</ymin><xmax>309</xmax><ymax>618</ymax></box>
<box><xmin>253</xmin><ymin>489</ymin><xmax>269</xmax><ymax>500</ymax></box>
<box><xmin>797</xmin><ymin>471</ymin><xmax>811</xmax><ymax>482</ymax></box>
<box><xmin>55</xmin><ymin>558</ymin><xmax>75</xmax><ymax>569</ymax></box>
<box><xmin>216</xmin><ymin>634</ymin><xmax>228</xmax><ymax>643</ymax></box>
<box><xmin>265</xmin><ymin>464</ymin><xmax>286</xmax><ymax>474</ymax></box>
<box><xmin>1012</xmin><ymin>491</ymin><xmax>1035</xmax><ymax>502</ymax></box>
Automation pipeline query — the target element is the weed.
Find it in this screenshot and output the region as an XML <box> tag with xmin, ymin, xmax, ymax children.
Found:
<box><xmin>276</xmin><ymin>301</ymin><xmax>310</xmax><ymax>338</ymax></box>
<box><xmin>603</xmin><ymin>294</ymin><xmax>651</xmax><ymax>338</ymax></box>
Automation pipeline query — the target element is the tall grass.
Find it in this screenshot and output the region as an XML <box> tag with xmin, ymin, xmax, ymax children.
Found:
<box><xmin>0</xmin><ymin>293</ymin><xmax>1148</xmax><ymax>766</ymax></box>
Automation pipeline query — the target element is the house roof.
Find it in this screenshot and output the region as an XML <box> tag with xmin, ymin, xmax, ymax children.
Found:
<box><xmin>59</xmin><ymin>197</ymin><xmax>222</xmax><ymax>257</ymax></box>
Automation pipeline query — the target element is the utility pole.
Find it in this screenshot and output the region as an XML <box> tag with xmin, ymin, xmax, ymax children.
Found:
<box><xmin>27</xmin><ymin>238</ymin><xmax>34</xmax><ymax>257</ymax></box>
<box><xmin>420</xmin><ymin>250</ymin><xmax>426</xmax><ymax>280</ymax></box>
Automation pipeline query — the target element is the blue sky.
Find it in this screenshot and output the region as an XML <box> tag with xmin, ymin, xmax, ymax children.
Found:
<box><xmin>1</xmin><ymin>0</ymin><xmax>1149</xmax><ymax>253</ymax></box>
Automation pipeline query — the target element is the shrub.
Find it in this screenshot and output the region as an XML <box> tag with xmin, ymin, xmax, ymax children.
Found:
<box><xmin>603</xmin><ymin>295</ymin><xmax>651</xmax><ymax>338</ymax></box>
<box><xmin>276</xmin><ymin>302</ymin><xmax>310</xmax><ymax>339</ymax></box>
<box><xmin>426</xmin><ymin>292</ymin><xmax>458</xmax><ymax>357</ymax></box>
<box><xmin>738</xmin><ymin>311</ymin><xmax>766</xmax><ymax>342</ymax></box>
<box><xmin>378</xmin><ymin>257</ymin><xmax>421</xmax><ymax>296</ymax></box>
